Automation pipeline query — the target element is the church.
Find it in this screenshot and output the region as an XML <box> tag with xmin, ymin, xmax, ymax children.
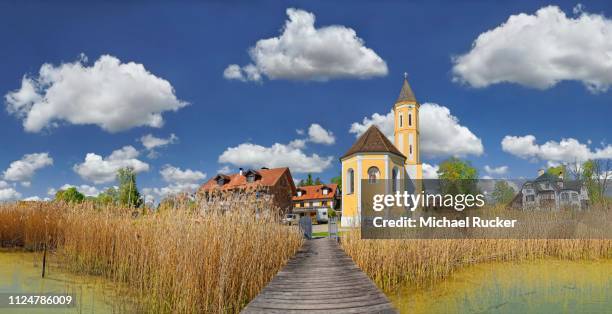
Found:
<box><xmin>340</xmin><ymin>77</ymin><xmax>423</xmax><ymax>226</ymax></box>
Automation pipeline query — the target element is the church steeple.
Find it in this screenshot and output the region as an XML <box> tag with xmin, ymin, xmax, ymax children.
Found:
<box><xmin>393</xmin><ymin>74</ymin><xmax>422</xmax><ymax>180</ymax></box>
<box><xmin>396</xmin><ymin>74</ymin><xmax>417</xmax><ymax>104</ymax></box>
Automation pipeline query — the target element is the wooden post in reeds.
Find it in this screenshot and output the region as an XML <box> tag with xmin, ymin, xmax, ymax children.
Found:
<box><xmin>42</xmin><ymin>242</ymin><xmax>47</xmax><ymax>278</ymax></box>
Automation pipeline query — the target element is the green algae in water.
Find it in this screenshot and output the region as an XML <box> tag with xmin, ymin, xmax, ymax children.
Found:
<box><xmin>0</xmin><ymin>251</ymin><xmax>138</xmax><ymax>313</ymax></box>
<box><xmin>390</xmin><ymin>259</ymin><xmax>612</xmax><ymax>314</ymax></box>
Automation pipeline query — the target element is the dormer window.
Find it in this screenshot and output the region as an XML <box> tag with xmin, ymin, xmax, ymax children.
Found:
<box><xmin>243</xmin><ymin>169</ymin><xmax>261</xmax><ymax>183</ymax></box>
<box><xmin>322</xmin><ymin>188</ymin><xmax>329</xmax><ymax>195</ymax></box>
<box><xmin>297</xmin><ymin>190</ymin><xmax>303</xmax><ymax>197</ymax></box>
<box><xmin>214</xmin><ymin>174</ymin><xmax>230</xmax><ymax>187</ymax></box>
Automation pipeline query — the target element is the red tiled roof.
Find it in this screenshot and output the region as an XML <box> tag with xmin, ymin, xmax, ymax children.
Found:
<box><xmin>200</xmin><ymin>167</ymin><xmax>295</xmax><ymax>193</ymax></box>
<box><xmin>292</xmin><ymin>184</ymin><xmax>338</xmax><ymax>201</ymax></box>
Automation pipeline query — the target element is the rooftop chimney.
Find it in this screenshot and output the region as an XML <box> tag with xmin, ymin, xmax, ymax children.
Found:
<box><xmin>239</xmin><ymin>168</ymin><xmax>243</xmax><ymax>176</ymax></box>
<box><xmin>538</xmin><ymin>169</ymin><xmax>545</xmax><ymax>176</ymax></box>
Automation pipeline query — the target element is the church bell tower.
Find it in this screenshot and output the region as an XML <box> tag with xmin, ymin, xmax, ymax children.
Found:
<box><xmin>393</xmin><ymin>74</ymin><xmax>422</xmax><ymax>180</ymax></box>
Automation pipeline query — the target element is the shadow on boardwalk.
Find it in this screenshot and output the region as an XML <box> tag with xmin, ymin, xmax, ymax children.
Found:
<box><xmin>242</xmin><ymin>238</ymin><xmax>397</xmax><ymax>313</ymax></box>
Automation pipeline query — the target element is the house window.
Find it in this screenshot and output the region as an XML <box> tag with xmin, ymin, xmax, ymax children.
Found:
<box><xmin>322</xmin><ymin>201</ymin><xmax>328</xmax><ymax>206</ymax></box>
<box><xmin>347</xmin><ymin>169</ymin><xmax>354</xmax><ymax>194</ymax></box>
<box><xmin>368</xmin><ymin>167</ymin><xmax>380</xmax><ymax>184</ymax></box>
<box><xmin>408</xmin><ymin>113</ymin><xmax>412</xmax><ymax>126</ymax></box>
<box><xmin>526</xmin><ymin>195</ymin><xmax>535</xmax><ymax>202</ymax></box>
<box><xmin>216</xmin><ymin>179</ymin><xmax>225</xmax><ymax>186</ymax></box>
<box><xmin>247</xmin><ymin>175</ymin><xmax>256</xmax><ymax>183</ymax></box>
<box><xmin>561</xmin><ymin>193</ymin><xmax>569</xmax><ymax>201</ymax></box>
<box><xmin>322</xmin><ymin>188</ymin><xmax>328</xmax><ymax>195</ymax></box>
<box><xmin>300</xmin><ymin>202</ymin><xmax>304</xmax><ymax>207</ymax></box>
<box><xmin>297</xmin><ymin>190</ymin><xmax>302</xmax><ymax>196</ymax></box>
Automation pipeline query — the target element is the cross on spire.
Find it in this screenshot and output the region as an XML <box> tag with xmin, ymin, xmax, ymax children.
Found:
<box><xmin>403</xmin><ymin>72</ymin><xmax>408</xmax><ymax>80</ymax></box>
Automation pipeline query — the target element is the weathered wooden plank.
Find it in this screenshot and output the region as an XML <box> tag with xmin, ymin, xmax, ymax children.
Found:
<box><xmin>241</xmin><ymin>238</ymin><xmax>397</xmax><ymax>313</ymax></box>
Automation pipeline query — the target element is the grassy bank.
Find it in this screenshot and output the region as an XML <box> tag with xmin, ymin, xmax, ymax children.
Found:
<box><xmin>0</xmin><ymin>197</ymin><xmax>303</xmax><ymax>313</ymax></box>
<box><xmin>341</xmin><ymin>205</ymin><xmax>612</xmax><ymax>293</ymax></box>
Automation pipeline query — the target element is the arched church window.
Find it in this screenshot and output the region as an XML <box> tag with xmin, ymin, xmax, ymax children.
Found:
<box><xmin>347</xmin><ymin>169</ymin><xmax>354</xmax><ymax>194</ymax></box>
<box><xmin>399</xmin><ymin>114</ymin><xmax>403</xmax><ymax>127</ymax></box>
<box><xmin>392</xmin><ymin>167</ymin><xmax>400</xmax><ymax>192</ymax></box>
<box><xmin>368</xmin><ymin>167</ymin><xmax>380</xmax><ymax>184</ymax></box>
<box><xmin>408</xmin><ymin>113</ymin><xmax>412</xmax><ymax>126</ymax></box>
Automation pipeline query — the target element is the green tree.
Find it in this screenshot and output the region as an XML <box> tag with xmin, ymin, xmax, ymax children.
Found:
<box><xmin>547</xmin><ymin>165</ymin><xmax>568</xmax><ymax>180</ymax></box>
<box><xmin>331</xmin><ymin>174</ymin><xmax>342</xmax><ymax>190</ymax></box>
<box><xmin>437</xmin><ymin>157</ymin><xmax>479</xmax><ymax>196</ymax></box>
<box><xmin>581</xmin><ymin>159</ymin><xmax>611</xmax><ymax>204</ymax></box>
<box><xmin>55</xmin><ymin>187</ymin><xmax>85</xmax><ymax>203</ymax></box>
<box><xmin>117</xmin><ymin>167</ymin><xmax>142</xmax><ymax>208</ymax></box>
<box><xmin>96</xmin><ymin>187</ymin><xmax>118</xmax><ymax>206</ymax></box>
<box><xmin>298</xmin><ymin>174</ymin><xmax>315</xmax><ymax>187</ymax></box>
<box><xmin>491</xmin><ymin>181</ymin><xmax>516</xmax><ymax>204</ymax></box>
<box><xmin>314</xmin><ymin>177</ymin><xmax>323</xmax><ymax>185</ymax></box>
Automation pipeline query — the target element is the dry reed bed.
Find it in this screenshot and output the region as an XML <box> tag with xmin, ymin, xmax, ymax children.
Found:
<box><xmin>0</xmin><ymin>197</ymin><xmax>303</xmax><ymax>313</ymax></box>
<box><xmin>341</xmin><ymin>206</ymin><xmax>612</xmax><ymax>293</ymax></box>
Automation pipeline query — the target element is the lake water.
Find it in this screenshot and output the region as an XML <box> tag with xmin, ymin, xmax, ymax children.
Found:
<box><xmin>390</xmin><ymin>259</ymin><xmax>612</xmax><ymax>314</ymax></box>
<box><xmin>0</xmin><ymin>251</ymin><xmax>137</xmax><ymax>313</ymax></box>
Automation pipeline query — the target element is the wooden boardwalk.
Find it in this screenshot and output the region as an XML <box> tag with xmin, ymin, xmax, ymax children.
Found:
<box><xmin>242</xmin><ymin>238</ymin><xmax>397</xmax><ymax>313</ymax></box>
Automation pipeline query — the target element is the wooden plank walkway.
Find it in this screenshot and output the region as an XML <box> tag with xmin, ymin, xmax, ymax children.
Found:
<box><xmin>242</xmin><ymin>238</ymin><xmax>397</xmax><ymax>314</ymax></box>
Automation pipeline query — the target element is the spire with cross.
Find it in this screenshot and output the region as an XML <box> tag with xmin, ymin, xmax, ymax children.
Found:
<box><xmin>396</xmin><ymin>72</ymin><xmax>416</xmax><ymax>103</ymax></box>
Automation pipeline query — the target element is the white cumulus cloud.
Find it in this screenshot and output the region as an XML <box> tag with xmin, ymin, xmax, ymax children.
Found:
<box><xmin>219</xmin><ymin>142</ymin><xmax>333</xmax><ymax>173</ymax></box>
<box><xmin>73</xmin><ymin>146</ymin><xmax>150</xmax><ymax>184</ymax></box>
<box><xmin>422</xmin><ymin>163</ymin><xmax>439</xmax><ymax>179</ymax></box>
<box><xmin>484</xmin><ymin>165</ymin><xmax>509</xmax><ymax>176</ymax></box>
<box><xmin>0</xmin><ymin>180</ymin><xmax>21</xmax><ymax>202</ymax></box>
<box><xmin>50</xmin><ymin>184</ymin><xmax>101</xmax><ymax>197</ymax></box>
<box><xmin>140</xmin><ymin>133</ymin><xmax>178</xmax><ymax>158</ymax></box>
<box><xmin>308</xmin><ymin>123</ymin><xmax>335</xmax><ymax>145</ymax></box>
<box><xmin>501</xmin><ymin>135</ymin><xmax>612</xmax><ymax>163</ymax></box>
<box><xmin>140</xmin><ymin>133</ymin><xmax>178</xmax><ymax>150</ymax></box>
<box><xmin>349</xmin><ymin>103</ymin><xmax>484</xmax><ymax>158</ymax></box>
<box><xmin>224</xmin><ymin>8</ymin><xmax>387</xmax><ymax>82</ymax></box>
<box><xmin>5</xmin><ymin>54</ymin><xmax>188</xmax><ymax>133</ymax></box>
<box><xmin>160</xmin><ymin>165</ymin><xmax>206</xmax><ymax>185</ymax></box>
<box><xmin>217</xmin><ymin>165</ymin><xmax>232</xmax><ymax>174</ymax></box>
<box><xmin>144</xmin><ymin>165</ymin><xmax>207</xmax><ymax>200</ymax></box>
<box><xmin>452</xmin><ymin>5</ymin><xmax>612</xmax><ymax>92</ymax></box>
<box><xmin>23</xmin><ymin>196</ymin><xmax>50</xmax><ymax>202</ymax></box>
<box><xmin>3</xmin><ymin>153</ymin><xmax>53</xmax><ymax>184</ymax></box>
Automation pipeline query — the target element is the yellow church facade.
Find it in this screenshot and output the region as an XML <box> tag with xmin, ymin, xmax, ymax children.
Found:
<box><xmin>341</xmin><ymin>78</ymin><xmax>423</xmax><ymax>227</ymax></box>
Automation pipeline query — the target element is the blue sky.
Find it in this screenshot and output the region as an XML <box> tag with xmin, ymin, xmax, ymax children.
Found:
<box><xmin>1</xmin><ymin>0</ymin><xmax>611</xmax><ymax>202</ymax></box>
